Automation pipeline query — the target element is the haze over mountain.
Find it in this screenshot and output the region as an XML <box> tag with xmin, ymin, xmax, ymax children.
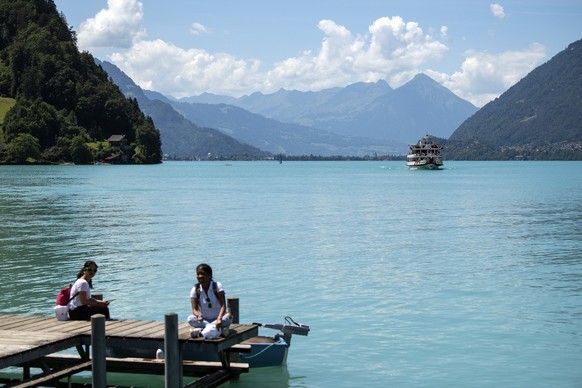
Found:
<box><xmin>102</xmin><ymin>61</ymin><xmax>406</xmax><ymax>157</ymax></box>
<box><xmin>179</xmin><ymin>75</ymin><xmax>478</xmax><ymax>145</ymax></box>
<box><xmin>97</xmin><ymin>60</ymin><xmax>269</xmax><ymax>159</ymax></box>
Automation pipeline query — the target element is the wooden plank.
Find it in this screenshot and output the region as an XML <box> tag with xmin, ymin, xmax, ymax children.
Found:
<box><xmin>0</xmin><ymin>314</ymin><xmax>258</xmax><ymax>376</ymax></box>
<box><xmin>0</xmin><ymin>316</ymin><xmax>54</xmax><ymax>331</ymax></box>
<box><xmin>7</xmin><ymin>360</ymin><xmax>92</xmax><ymax>388</ymax></box>
<box><xmin>109</xmin><ymin>320</ymin><xmax>163</xmax><ymax>337</ymax></box>
<box><xmin>0</xmin><ymin>335</ymin><xmax>82</xmax><ymax>369</ymax></box>
<box><xmin>41</xmin><ymin>354</ymin><xmax>249</xmax><ymax>377</ymax></box>
<box><xmin>0</xmin><ymin>330</ymin><xmax>73</xmax><ymax>349</ymax></box>
<box><xmin>185</xmin><ymin>369</ymin><xmax>243</xmax><ymax>388</ymax></box>
<box><xmin>0</xmin><ymin>315</ymin><xmax>34</xmax><ymax>329</ymax></box>
<box><xmin>225</xmin><ymin>344</ymin><xmax>252</xmax><ymax>353</ymax></box>
<box><xmin>107</xmin><ymin>320</ymin><xmax>164</xmax><ymax>338</ymax></box>
<box><xmin>131</xmin><ymin>322</ymin><xmax>167</xmax><ymax>337</ymax></box>
<box><xmin>102</xmin><ymin>319</ymin><xmax>153</xmax><ymax>336</ymax></box>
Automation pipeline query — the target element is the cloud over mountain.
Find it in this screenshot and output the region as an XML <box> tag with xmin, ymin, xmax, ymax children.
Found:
<box><xmin>78</xmin><ymin>0</ymin><xmax>146</xmax><ymax>48</ymax></box>
<box><xmin>76</xmin><ymin>0</ymin><xmax>547</xmax><ymax>107</ymax></box>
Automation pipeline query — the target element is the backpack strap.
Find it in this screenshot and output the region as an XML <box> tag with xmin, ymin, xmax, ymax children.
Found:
<box><xmin>66</xmin><ymin>291</ymin><xmax>80</xmax><ymax>304</ymax></box>
<box><xmin>194</xmin><ymin>281</ymin><xmax>218</xmax><ymax>299</ymax></box>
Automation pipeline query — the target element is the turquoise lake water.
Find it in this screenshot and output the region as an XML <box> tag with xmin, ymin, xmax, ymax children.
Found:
<box><xmin>1</xmin><ymin>161</ymin><xmax>581</xmax><ymax>387</ymax></box>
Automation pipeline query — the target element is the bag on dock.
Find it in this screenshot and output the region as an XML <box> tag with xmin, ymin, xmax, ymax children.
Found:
<box><xmin>54</xmin><ymin>284</ymin><xmax>79</xmax><ymax>321</ymax></box>
<box><xmin>54</xmin><ymin>305</ymin><xmax>69</xmax><ymax>321</ymax></box>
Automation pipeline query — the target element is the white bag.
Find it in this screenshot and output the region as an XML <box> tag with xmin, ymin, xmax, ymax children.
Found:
<box><xmin>54</xmin><ymin>305</ymin><xmax>69</xmax><ymax>321</ymax></box>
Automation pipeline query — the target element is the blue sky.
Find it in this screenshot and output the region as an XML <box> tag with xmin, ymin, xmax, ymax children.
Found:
<box><xmin>54</xmin><ymin>0</ymin><xmax>582</xmax><ymax>107</ymax></box>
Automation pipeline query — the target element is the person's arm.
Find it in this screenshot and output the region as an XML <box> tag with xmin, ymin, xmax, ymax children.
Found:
<box><xmin>215</xmin><ymin>291</ymin><xmax>227</xmax><ymax>328</ymax></box>
<box><xmin>190</xmin><ymin>297</ymin><xmax>202</xmax><ymax>320</ymax></box>
<box><xmin>79</xmin><ymin>291</ymin><xmax>109</xmax><ymax>307</ymax></box>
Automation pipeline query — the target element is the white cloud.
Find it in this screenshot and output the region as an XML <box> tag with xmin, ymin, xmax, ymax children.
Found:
<box><xmin>490</xmin><ymin>3</ymin><xmax>506</xmax><ymax>19</ymax></box>
<box><xmin>428</xmin><ymin>43</ymin><xmax>546</xmax><ymax>106</ymax></box>
<box><xmin>110</xmin><ymin>40</ymin><xmax>263</xmax><ymax>97</ymax></box>
<box><xmin>440</xmin><ymin>26</ymin><xmax>448</xmax><ymax>39</ymax></box>
<box><xmin>78</xmin><ymin>0</ymin><xmax>146</xmax><ymax>49</ymax></box>
<box><xmin>110</xmin><ymin>16</ymin><xmax>449</xmax><ymax>98</ymax></box>
<box><xmin>97</xmin><ymin>3</ymin><xmax>543</xmax><ymax>108</ymax></box>
<box><xmin>190</xmin><ymin>22</ymin><xmax>208</xmax><ymax>36</ymax></box>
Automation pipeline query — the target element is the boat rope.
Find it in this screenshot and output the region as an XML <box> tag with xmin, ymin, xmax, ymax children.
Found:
<box><xmin>239</xmin><ymin>341</ymin><xmax>283</xmax><ymax>360</ymax></box>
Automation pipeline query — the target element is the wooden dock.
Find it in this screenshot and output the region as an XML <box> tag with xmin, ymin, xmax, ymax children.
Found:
<box><xmin>0</xmin><ymin>312</ymin><xmax>258</xmax><ymax>387</ymax></box>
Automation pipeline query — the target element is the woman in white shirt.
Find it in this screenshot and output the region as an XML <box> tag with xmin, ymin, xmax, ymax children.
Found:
<box><xmin>187</xmin><ymin>263</ymin><xmax>232</xmax><ymax>338</ymax></box>
<box><xmin>68</xmin><ymin>260</ymin><xmax>111</xmax><ymax>320</ymax></box>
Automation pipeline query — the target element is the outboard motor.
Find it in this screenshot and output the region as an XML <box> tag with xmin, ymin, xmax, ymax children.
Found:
<box><xmin>253</xmin><ymin>316</ymin><xmax>310</xmax><ymax>345</ymax></box>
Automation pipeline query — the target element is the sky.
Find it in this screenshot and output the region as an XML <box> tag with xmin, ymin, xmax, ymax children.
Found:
<box><xmin>53</xmin><ymin>0</ymin><xmax>582</xmax><ymax>107</ymax></box>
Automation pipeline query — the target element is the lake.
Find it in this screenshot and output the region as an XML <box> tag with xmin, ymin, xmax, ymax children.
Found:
<box><xmin>1</xmin><ymin>161</ymin><xmax>581</xmax><ymax>387</ymax></box>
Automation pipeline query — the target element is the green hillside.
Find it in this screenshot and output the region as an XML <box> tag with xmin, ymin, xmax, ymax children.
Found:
<box><xmin>446</xmin><ymin>39</ymin><xmax>582</xmax><ymax>160</ymax></box>
<box><xmin>0</xmin><ymin>0</ymin><xmax>161</xmax><ymax>164</ymax></box>
<box><xmin>0</xmin><ymin>97</ymin><xmax>15</xmax><ymax>144</ymax></box>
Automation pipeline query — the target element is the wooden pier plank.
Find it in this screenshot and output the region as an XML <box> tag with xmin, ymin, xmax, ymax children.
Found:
<box><xmin>40</xmin><ymin>354</ymin><xmax>250</xmax><ymax>377</ymax></box>
<box><xmin>102</xmin><ymin>319</ymin><xmax>156</xmax><ymax>336</ymax></box>
<box><xmin>0</xmin><ymin>316</ymin><xmax>55</xmax><ymax>331</ymax></box>
<box><xmin>108</xmin><ymin>319</ymin><xmax>164</xmax><ymax>337</ymax></box>
<box><xmin>0</xmin><ymin>315</ymin><xmax>35</xmax><ymax>329</ymax></box>
<box><xmin>0</xmin><ymin>313</ymin><xmax>259</xmax><ymax>387</ymax></box>
<box><xmin>105</xmin><ymin>320</ymin><xmax>164</xmax><ymax>337</ymax></box>
<box><xmin>7</xmin><ymin>359</ymin><xmax>92</xmax><ymax>388</ymax></box>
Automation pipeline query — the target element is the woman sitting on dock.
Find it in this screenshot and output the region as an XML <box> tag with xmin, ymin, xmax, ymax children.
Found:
<box><xmin>187</xmin><ymin>263</ymin><xmax>232</xmax><ymax>338</ymax></box>
<box><xmin>68</xmin><ymin>260</ymin><xmax>111</xmax><ymax>320</ymax></box>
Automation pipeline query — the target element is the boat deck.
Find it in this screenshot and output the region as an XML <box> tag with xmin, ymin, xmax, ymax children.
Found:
<box><xmin>0</xmin><ymin>313</ymin><xmax>258</xmax><ymax>387</ymax></box>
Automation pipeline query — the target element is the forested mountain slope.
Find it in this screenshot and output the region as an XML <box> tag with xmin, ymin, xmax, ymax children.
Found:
<box><xmin>0</xmin><ymin>0</ymin><xmax>161</xmax><ymax>164</ymax></box>
<box><xmin>446</xmin><ymin>39</ymin><xmax>582</xmax><ymax>160</ymax></box>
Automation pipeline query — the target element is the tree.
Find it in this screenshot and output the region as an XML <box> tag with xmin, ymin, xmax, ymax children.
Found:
<box><xmin>0</xmin><ymin>0</ymin><xmax>162</xmax><ymax>164</ymax></box>
<box><xmin>3</xmin><ymin>132</ymin><xmax>40</xmax><ymax>163</ymax></box>
<box><xmin>69</xmin><ymin>134</ymin><xmax>93</xmax><ymax>164</ymax></box>
<box><xmin>2</xmin><ymin>98</ymin><xmax>59</xmax><ymax>148</ymax></box>
<box><xmin>133</xmin><ymin>118</ymin><xmax>162</xmax><ymax>164</ymax></box>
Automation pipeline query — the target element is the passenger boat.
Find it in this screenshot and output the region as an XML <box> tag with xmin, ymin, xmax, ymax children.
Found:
<box><xmin>406</xmin><ymin>134</ymin><xmax>444</xmax><ymax>169</ymax></box>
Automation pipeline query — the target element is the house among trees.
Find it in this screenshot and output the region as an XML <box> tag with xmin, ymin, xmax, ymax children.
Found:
<box><xmin>104</xmin><ymin>135</ymin><xmax>131</xmax><ymax>164</ymax></box>
<box><xmin>107</xmin><ymin>135</ymin><xmax>127</xmax><ymax>148</ymax></box>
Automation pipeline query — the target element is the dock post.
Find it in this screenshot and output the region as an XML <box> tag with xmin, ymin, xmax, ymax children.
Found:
<box><xmin>228</xmin><ymin>297</ymin><xmax>239</xmax><ymax>324</ymax></box>
<box><xmin>164</xmin><ymin>312</ymin><xmax>182</xmax><ymax>388</ymax></box>
<box><xmin>91</xmin><ymin>314</ymin><xmax>106</xmax><ymax>388</ymax></box>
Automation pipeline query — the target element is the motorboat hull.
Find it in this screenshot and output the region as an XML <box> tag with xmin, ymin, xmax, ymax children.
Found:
<box><xmin>106</xmin><ymin>335</ymin><xmax>290</xmax><ymax>368</ymax></box>
<box><xmin>239</xmin><ymin>336</ymin><xmax>289</xmax><ymax>367</ymax></box>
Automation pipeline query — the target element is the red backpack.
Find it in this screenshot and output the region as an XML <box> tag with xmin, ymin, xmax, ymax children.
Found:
<box><xmin>55</xmin><ymin>285</ymin><xmax>80</xmax><ymax>306</ymax></box>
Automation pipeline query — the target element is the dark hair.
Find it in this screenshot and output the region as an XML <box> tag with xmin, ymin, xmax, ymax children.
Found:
<box><xmin>196</xmin><ymin>263</ymin><xmax>213</xmax><ymax>279</ymax></box>
<box><xmin>77</xmin><ymin>260</ymin><xmax>98</xmax><ymax>288</ymax></box>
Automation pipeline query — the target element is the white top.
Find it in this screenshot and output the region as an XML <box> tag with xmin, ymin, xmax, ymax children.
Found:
<box><xmin>190</xmin><ymin>281</ymin><xmax>224</xmax><ymax>321</ymax></box>
<box><xmin>68</xmin><ymin>278</ymin><xmax>91</xmax><ymax>310</ymax></box>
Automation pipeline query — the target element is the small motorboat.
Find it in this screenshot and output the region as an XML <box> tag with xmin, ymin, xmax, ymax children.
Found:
<box><xmin>238</xmin><ymin>317</ymin><xmax>310</xmax><ymax>367</ymax></box>
<box><xmin>107</xmin><ymin>316</ymin><xmax>309</xmax><ymax>368</ymax></box>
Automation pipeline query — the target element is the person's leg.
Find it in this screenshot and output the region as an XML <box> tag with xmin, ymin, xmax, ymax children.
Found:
<box><xmin>221</xmin><ymin>313</ymin><xmax>232</xmax><ymax>327</ymax></box>
<box><xmin>187</xmin><ymin>315</ymin><xmax>208</xmax><ymax>328</ymax></box>
<box><xmin>69</xmin><ymin>305</ymin><xmax>110</xmax><ymax>320</ymax></box>
<box><xmin>69</xmin><ymin>305</ymin><xmax>92</xmax><ymax>320</ymax></box>
<box><xmin>220</xmin><ymin>313</ymin><xmax>233</xmax><ymax>336</ymax></box>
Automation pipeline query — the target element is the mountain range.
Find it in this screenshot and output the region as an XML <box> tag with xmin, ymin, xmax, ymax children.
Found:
<box><xmin>101</xmin><ymin>61</ymin><xmax>478</xmax><ymax>158</ymax></box>
<box><xmin>101</xmin><ymin>37</ymin><xmax>582</xmax><ymax>160</ymax></box>
<box><xmin>178</xmin><ymin>75</ymin><xmax>478</xmax><ymax>145</ymax></box>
